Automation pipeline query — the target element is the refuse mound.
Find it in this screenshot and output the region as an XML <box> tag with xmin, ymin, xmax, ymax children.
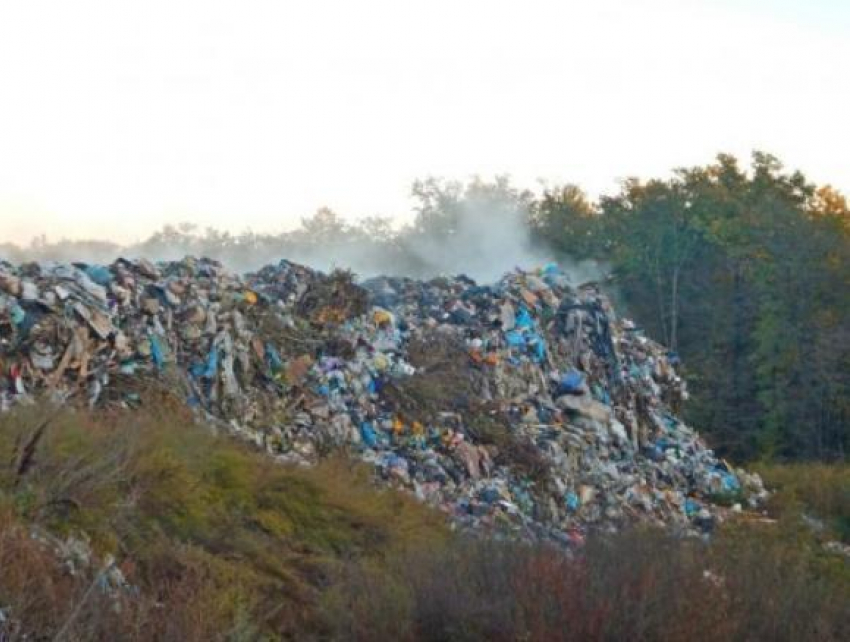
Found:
<box><xmin>0</xmin><ymin>256</ymin><xmax>766</xmax><ymax>542</ymax></box>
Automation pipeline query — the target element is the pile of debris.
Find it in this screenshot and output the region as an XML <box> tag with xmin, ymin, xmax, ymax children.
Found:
<box><xmin>0</xmin><ymin>257</ymin><xmax>766</xmax><ymax>542</ymax></box>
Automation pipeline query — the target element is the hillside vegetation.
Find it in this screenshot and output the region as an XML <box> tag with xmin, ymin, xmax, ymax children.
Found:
<box><xmin>0</xmin><ymin>405</ymin><xmax>848</xmax><ymax>641</ymax></box>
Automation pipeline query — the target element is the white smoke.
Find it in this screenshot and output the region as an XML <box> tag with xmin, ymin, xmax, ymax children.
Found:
<box><xmin>1</xmin><ymin>181</ymin><xmax>611</xmax><ymax>286</ymax></box>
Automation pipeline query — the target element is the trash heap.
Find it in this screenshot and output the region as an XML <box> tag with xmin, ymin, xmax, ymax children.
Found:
<box><xmin>0</xmin><ymin>257</ymin><xmax>766</xmax><ymax>542</ymax></box>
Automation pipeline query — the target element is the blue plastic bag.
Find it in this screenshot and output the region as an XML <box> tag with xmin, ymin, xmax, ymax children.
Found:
<box><xmin>505</xmin><ymin>330</ymin><xmax>525</xmax><ymax>347</ymax></box>
<box><xmin>528</xmin><ymin>333</ymin><xmax>547</xmax><ymax>362</ymax></box>
<box><xmin>85</xmin><ymin>265</ymin><xmax>112</xmax><ymax>286</ymax></box>
<box><xmin>719</xmin><ymin>470</ymin><xmax>741</xmax><ymax>492</ymax></box>
<box><xmin>360</xmin><ymin>421</ymin><xmax>378</xmax><ymax>448</ymax></box>
<box><xmin>264</xmin><ymin>343</ymin><xmax>283</xmax><ymax>372</ymax></box>
<box><xmin>10</xmin><ymin>305</ymin><xmax>26</xmax><ymax>327</ymax></box>
<box><xmin>149</xmin><ymin>335</ymin><xmax>165</xmax><ymax>370</ymax></box>
<box><xmin>201</xmin><ymin>346</ymin><xmax>218</xmax><ymax>378</ymax></box>
<box><xmin>515</xmin><ymin>306</ymin><xmax>534</xmax><ymax>329</ymax></box>
<box><xmin>559</xmin><ymin>370</ymin><xmax>585</xmax><ymax>394</ymax></box>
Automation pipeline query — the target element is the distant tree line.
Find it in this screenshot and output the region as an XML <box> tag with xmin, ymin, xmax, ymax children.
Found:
<box><xmin>2</xmin><ymin>153</ymin><xmax>848</xmax><ymax>462</ymax></box>
<box><xmin>532</xmin><ymin>153</ymin><xmax>850</xmax><ymax>462</ymax></box>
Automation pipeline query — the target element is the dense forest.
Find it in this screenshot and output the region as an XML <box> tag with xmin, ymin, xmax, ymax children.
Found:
<box><xmin>533</xmin><ymin>153</ymin><xmax>850</xmax><ymax>462</ymax></box>
<box><xmin>3</xmin><ymin>152</ymin><xmax>848</xmax><ymax>462</ymax></box>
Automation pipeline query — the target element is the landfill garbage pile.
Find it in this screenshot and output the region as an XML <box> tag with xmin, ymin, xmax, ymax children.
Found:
<box><xmin>0</xmin><ymin>256</ymin><xmax>766</xmax><ymax>542</ymax></box>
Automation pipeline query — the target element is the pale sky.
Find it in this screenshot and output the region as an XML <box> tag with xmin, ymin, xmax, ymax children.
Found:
<box><xmin>1</xmin><ymin>0</ymin><xmax>848</xmax><ymax>244</ymax></box>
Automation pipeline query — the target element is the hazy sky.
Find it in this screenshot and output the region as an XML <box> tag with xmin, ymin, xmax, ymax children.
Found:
<box><xmin>1</xmin><ymin>0</ymin><xmax>848</xmax><ymax>244</ymax></box>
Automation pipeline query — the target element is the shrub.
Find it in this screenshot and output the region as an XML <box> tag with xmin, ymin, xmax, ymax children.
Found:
<box><xmin>323</xmin><ymin>526</ymin><xmax>850</xmax><ymax>642</ymax></box>
<box><xmin>0</xmin><ymin>402</ymin><xmax>447</xmax><ymax>639</ymax></box>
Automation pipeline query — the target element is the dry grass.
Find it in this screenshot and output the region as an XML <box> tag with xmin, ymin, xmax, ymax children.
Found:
<box><xmin>324</xmin><ymin>525</ymin><xmax>850</xmax><ymax>642</ymax></box>
<box><xmin>0</xmin><ymin>402</ymin><xmax>447</xmax><ymax>640</ymax></box>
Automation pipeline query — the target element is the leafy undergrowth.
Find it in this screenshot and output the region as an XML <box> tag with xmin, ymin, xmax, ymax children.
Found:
<box><xmin>325</xmin><ymin>523</ymin><xmax>850</xmax><ymax>642</ymax></box>
<box><xmin>0</xmin><ymin>403</ymin><xmax>848</xmax><ymax>641</ymax></box>
<box><xmin>755</xmin><ymin>462</ymin><xmax>850</xmax><ymax>543</ymax></box>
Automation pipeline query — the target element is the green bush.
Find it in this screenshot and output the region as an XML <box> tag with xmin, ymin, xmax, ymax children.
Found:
<box><xmin>756</xmin><ymin>463</ymin><xmax>850</xmax><ymax>543</ymax></box>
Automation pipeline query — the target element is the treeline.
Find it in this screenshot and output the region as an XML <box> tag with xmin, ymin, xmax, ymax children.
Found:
<box><xmin>533</xmin><ymin>153</ymin><xmax>850</xmax><ymax>462</ymax></box>
<box><xmin>2</xmin><ymin>153</ymin><xmax>848</xmax><ymax>461</ymax></box>
<box><xmin>0</xmin><ymin>177</ymin><xmax>540</xmax><ymax>280</ymax></box>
